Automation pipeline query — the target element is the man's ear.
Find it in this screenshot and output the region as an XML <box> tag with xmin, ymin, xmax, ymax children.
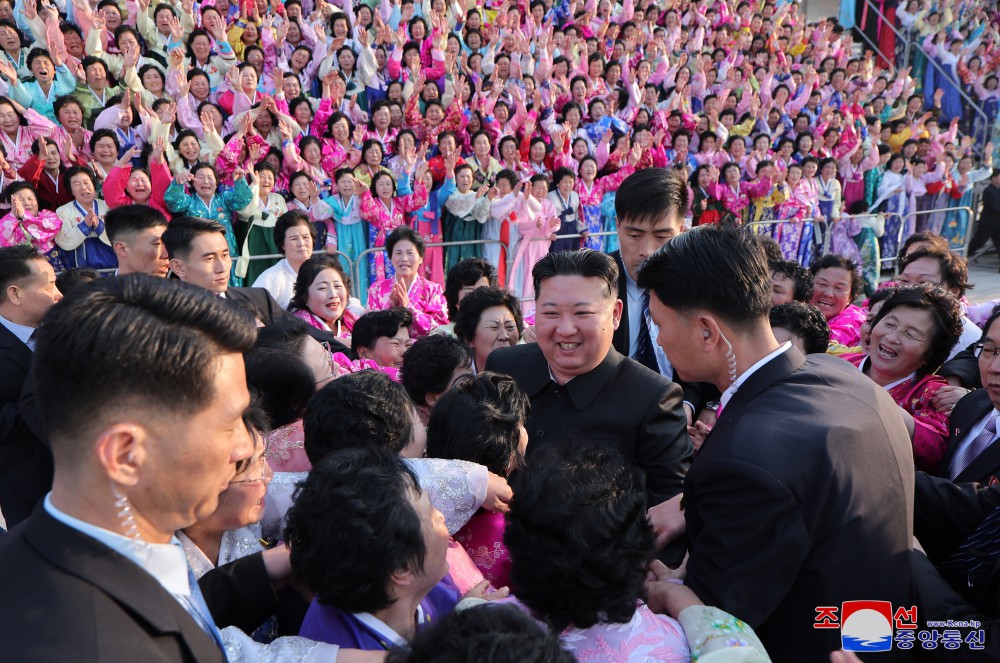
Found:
<box><xmin>169</xmin><ymin>258</ymin><xmax>186</xmax><ymax>280</ymax></box>
<box><xmin>94</xmin><ymin>423</ymin><xmax>147</xmax><ymax>487</ymax></box>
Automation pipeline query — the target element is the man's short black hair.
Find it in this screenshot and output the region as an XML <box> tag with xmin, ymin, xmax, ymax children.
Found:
<box><xmin>105</xmin><ymin>204</ymin><xmax>168</xmax><ymax>243</ymax></box>
<box><xmin>162</xmin><ymin>216</ymin><xmax>227</xmax><ymax>261</ymax></box>
<box><xmin>504</xmin><ymin>442</ymin><xmax>655</xmax><ymax>633</ymax></box>
<box><xmin>533</xmin><ymin>250</ymin><xmax>619</xmax><ymax>303</ymax></box>
<box><xmin>0</xmin><ymin>244</ymin><xmax>44</xmax><ymax>295</ymax></box>
<box><xmin>426</xmin><ymin>372</ymin><xmax>529</xmax><ymax>477</ymax></box>
<box><xmin>769</xmin><ymin>259</ymin><xmax>814</xmax><ymax>302</ymax></box>
<box><xmin>34</xmin><ymin>276</ymin><xmax>257</xmax><ymax>452</ymax></box>
<box><xmin>55</xmin><ymin>268</ymin><xmax>99</xmax><ymax>297</ymax></box>
<box><xmin>615</xmin><ymin>167</ymin><xmax>689</xmax><ymax>227</ymax></box>
<box><xmin>453</xmin><ymin>287</ymin><xmax>523</xmax><ymax>344</ymax></box>
<box><xmin>285</xmin><ymin>446</ymin><xmax>425</xmax><ymax>613</ymax></box>
<box><xmin>352</xmin><ymin>308</ymin><xmax>413</xmax><ymax>355</ymax></box>
<box><xmin>303</xmin><ymin>370</ymin><xmax>414</xmax><ymax>464</ymax></box>
<box><xmin>768</xmin><ymin>302</ymin><xmax>830</xmax><ymax>354</ymax></box>
<box><xmin>385</xmin><ymin>604</ymin><xmax>575</xmax><ymax>663</ymax></box>
<box><xmin>401</xmin><ymin>334</ymin><xmax>472</xmax><ymax>406</ymax></box>
<box><xmin>638</xmin><ymin>226</ymin><xmax>771</xmax><ymax>330</ymax></box>
<box><xmin>445</xmin><ymin>257</ymin><xmax>498</xmax><ymax>320</ymax></box>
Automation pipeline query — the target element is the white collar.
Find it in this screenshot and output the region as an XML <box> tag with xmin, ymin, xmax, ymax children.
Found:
<box><xmin>44</xmin><ymin>494</ymin><xmax>192</xmax><ymax>598</ymax></box>
<box><xmin>354</xmin><ymin>606</ymin><xmax>425</xmax><ymax>648</ymax></box>
<box><xmin>719</xmin><ymin>342</ymin><xmax>792</xmax><ymax>410</ymax></box>
<box><xmin>855</xmin><ymin>356</ymin><xmax>915</xmax><ymax>391</ymax></box>
<box><xmin>0</xmin><ymin>312</ymin><xmax>35</xmax><ymax>348</ymax></box>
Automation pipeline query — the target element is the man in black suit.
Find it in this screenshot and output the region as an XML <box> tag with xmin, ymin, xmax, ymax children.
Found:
<box><xmin>106</xmin><ymin>204</ymin><xmax>170</xmax><ymax>277</ymax></box>
<box><xmin>486</xmin><ymin>250</ymin><xmax>692</xmax><ymax>506</ymax></box>
<box><xmin>162</xmin><ymin>216</ymin><xmax>348</xmax><ymax>352</ymax></box>
<box><xmin>640</xmin><ymin>226</ymin><xmax>915</xmax><ymax>662</ymax></box>
<box><xmin>0</xmin><ymin>246</ymin><xmax>62</xmax><ymax>526</ymax></box>
<box><xmin>941</xmin><ymin>308</ymin><xmax>1000</xmax><ymax>485</ymax></box>
<box><xmin>966</xmin><ymin>168</ymin><xmax>1000</xmax><ymax>263</ymax></box>
<box><xmin>608</xmin><ymin>167</ymin><xmax>718</xmax><ymax>420</ymax></box>
<box><xmin>0</xmin><ymin>275</ymin><xmax>258</xmax><ymax>659</ymax></box>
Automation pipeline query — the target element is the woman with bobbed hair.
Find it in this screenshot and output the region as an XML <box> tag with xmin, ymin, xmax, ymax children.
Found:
<box><xmin>427</xmin><ymin>372</ymin><xmax>528</xmax><ymax>588</ymax></box>
<box><xmin>841</xmin><ymin>283</ymin><xmax>964</xmax><ymax>472</ymax></box>
<box><xmin>289</xmin><ymin>255</ymin><xmax>358</xmax><ymax>340</ymax></box>
<box><xmin>504</xmin><ymin>442</ymin><xmax>768</xmax><ymax>661</ymax></box>
<box><xmin>453</xmin><ymin>286</ymin><xmax>523</xmax><ymax>373</ymax></box>
<box><xmin>287</xmin><ymin>446</ymin><xmax>467</xmax><ymax>651</ymax></box>
<box><xmin>809</xmin><ymin>253</ymin><xmax>866</xmax><ymax>346</ymax></box>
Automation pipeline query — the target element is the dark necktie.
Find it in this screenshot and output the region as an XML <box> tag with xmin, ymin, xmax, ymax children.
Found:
<box><xmin>633</xmin><ymin>290</ymin><xmax>658</xmax><ymax>372</ymax></box>
<box><xmin>939</xmin><ymin>504</ymin><xmax>1000</xmax><ymax>591</ymax></box>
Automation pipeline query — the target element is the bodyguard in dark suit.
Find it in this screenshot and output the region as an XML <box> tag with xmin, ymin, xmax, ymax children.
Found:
<box><xmin>162</xmin><ymin>216</ymin><xmax>349</xmax><ymax>352</ymax></box>
<box><xmin>0</xmin><ymin>276</ymin><xmax>259</xmax><ymax>659</ymax></box>
<box><xmin>0</xmin><ymin>246</ymin><xmax>62</xmax><ymax>526</ymax></box>
<box><xmin>940</xmin><ymin>308</ymin><xmax>1000</xmax><ymax>485</ymax></box>
<box><xmin>607</xmin><ymin>167</ymin><xmax>718</xmax><ymax>416</ymax></box>
<box><xmin>640</xmin><ymin>226</ymin><xmax>915</xmax><ymax>662</ymax></box>
<box><xmin>486</xmin><ymin>250</ymin><xmax>692</xmax><ymax>506</ymax></box>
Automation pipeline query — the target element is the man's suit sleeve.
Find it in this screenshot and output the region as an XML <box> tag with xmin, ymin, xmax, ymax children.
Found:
<box><xmin>684</xmin><ymin>457</ymin><xmax>810</xmax><ymax>628</ymax></box>
<box><xmin>638</xmin><ymin>381</ymin><xmax>693</xmax><ymax>504</ymax></box>
<box><xmin>939</xmin><ymin>342</ymin><xmax>982</xmax><ymax>389</ymax></box>
<box><xmin>915</xmin><ymin>472</ymin><xmax>1000</xmax><ymax>563</ymax></box>
<box><xmin>200</xmin><ymin>551</ymin><xmax>280</xmax><ymax>633</ymax></box>
<box><xmin>911</xmin><ymin>550</ymin><xmax>1000</xmax><ymax>662</ymax></box>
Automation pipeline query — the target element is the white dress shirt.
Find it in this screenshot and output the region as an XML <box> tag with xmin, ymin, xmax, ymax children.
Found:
<box><xmin>719</xmin><ymin>342</ymin><xmax>793</xmax><ymax>411</ymax></box>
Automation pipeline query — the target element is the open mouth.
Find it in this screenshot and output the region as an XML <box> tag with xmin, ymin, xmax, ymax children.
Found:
<box><xmin>876</xmin><ymin>344</ymin><xmax>898</xmax><ymax>361</ymax></box>
<box><xmin>557</xmin><ymin>342</ymin><xmax>580</xmax><ymax>351</ymax></box>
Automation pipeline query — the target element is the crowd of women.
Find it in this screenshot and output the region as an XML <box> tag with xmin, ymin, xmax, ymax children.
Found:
<box><xmin>0</xmin><ymin>0</ymin><xmax>996</xmax><ymax>317</ymax></box>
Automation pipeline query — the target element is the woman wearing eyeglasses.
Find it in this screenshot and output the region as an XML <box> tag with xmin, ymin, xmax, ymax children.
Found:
<box><xmin>179</xmin><ymin>406</ymin><xmax>274</xmax><ymax>578</ymax></box>
<box><xmin>840</xmin><ymin>283</ymin><xmax>963</xmax><ymax>472</ymax></box>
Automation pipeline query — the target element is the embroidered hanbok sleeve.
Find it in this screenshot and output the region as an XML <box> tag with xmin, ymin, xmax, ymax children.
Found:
<box><xmin>102</xmin><ymin>164</ymin><xmax>133</xmax><ymax>208</ymax></box>
<box><xmin>3</xmin><ymin>209</ymin><xmax>61</xmax><ymax>252</ymax></box>
<box><xmin>222</xmin><ymin>178</ymin><xmax>256</xmax><ymax>213</ymax></box>
<box><xmin>404</xmin><ymin>457</ymin><xmax>488</xmax><ymax>535</ymax></box>
<box><xmin>164</xmin><ymin>182</ymin><xmax>193</xmax><ymax>214</ymax></box>
<box><xmin>409</xmin><ymin>278</ymin><xmax>449</xmax><ymax>337</ymax></box>
<box><xmin>221</xmin><ymin>627</ymin><xmax>338</xmax><ymax>662</ymax></box>
<box><xmin>677</xmin><ymin>605</ymin><xmax>770</xmax><ymax>663</ymax></box>
<box><xmin>366</xmin><ymin>278</ymin><xmax>391</xmax><ymax>311</ymax></box>
<box><xmin>398</xmin><ymin>181</ymin><xmax>429</xmax><ymax>214</ymax></box>
<box><xmin>903</xmin><ymin>377</ymin><xmax>951</xmax><ymax>473</ymax></box>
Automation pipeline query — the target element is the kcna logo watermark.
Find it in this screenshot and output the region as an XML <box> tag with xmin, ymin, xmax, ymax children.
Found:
<box><xmin>814</xmin><ymin>601</ymin><xmax>986</xmax><ymax>652</ymax></box>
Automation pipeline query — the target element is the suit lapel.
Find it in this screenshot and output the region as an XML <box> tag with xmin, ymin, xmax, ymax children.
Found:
<box><xmin>24</xmin><ymin>508</ymin><xmax>223</xmax><ymax>662</ymax></box>
<box><xmin>942</xmin><ymin>391</ymin><xmax>994</xmax><ymax>469</ymax></box>
<box><xmin>0</xmin><ymin>322</ymin><xmax>32</xmax><ymax>373</ymax></box>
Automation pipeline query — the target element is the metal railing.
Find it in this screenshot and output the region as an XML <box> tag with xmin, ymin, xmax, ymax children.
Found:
<box><xmin>859</xmin><ymin>0</ymin><xmax>990</xmax><ymax>153</ymax></box>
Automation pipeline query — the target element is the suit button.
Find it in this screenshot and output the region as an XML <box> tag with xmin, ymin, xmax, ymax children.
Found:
<box><xmin>553</xmin><ymin>389</ymin><xmax>561</xmax><ymax>397</ymax></box>
<box><xmin>536</xmin><ymin>430</ymin><xmax>545</xmax><ymax>437</ymax></box>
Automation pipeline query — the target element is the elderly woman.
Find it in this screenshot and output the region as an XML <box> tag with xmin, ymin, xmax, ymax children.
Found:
<box><xmin>251</xmin><ymin>211</ymin><xmax>317</xmax><ymax>308</ymax></box>
<box><xmin>289</xmin><ymin>256</ymin><xmax>358</xmax><ymax>341</ymax></box>
<box><xmin>367</xmin><ymin>226</ymin><xmax>449</xmax><ymax>339</ymax></box>
<box><xmin>287</xmin><ymin>446</ymin><xmax>465</xmax><ymax>651</ymax></box>
<box><xmin>809</xmin><ymin>254</ymin><xmax>867</xmax><ymax>347</ymax></box>
<box><xmin>453</xmin><ymin>287</ymin><xmax>523</xmax><ymax>374</ymax></box>
<box><xmin>432</xmin><ymin>257</ymin><xmax>497</xmax><ymax>337</ymax></box>
<box><xmin>841</xmin><ymin>283</ymin><xmax>963</xmax><ymax>472</ymax></box>
<box><xmin>427</xmin><ymin>372</ymin><xmax>529</xmax><ymax>590</ymax></box>
<box><xmin>504</xmin><ymin>443</ymin><xmax>700</xmax><ymax>661</ymax></box>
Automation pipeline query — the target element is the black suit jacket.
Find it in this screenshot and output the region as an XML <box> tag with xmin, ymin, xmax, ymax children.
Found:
<box><xmin>608</xmin><ymin>251</ymin><xmax>719</xmax><ymax>412</ymax></box>
<box><xmin>684</xmin><ymin>349</ymin><xmax>915</xmax><ymax>662</ymax></box>
<box><xmin>0</xmin><ymin>326</ymin><xmax>51</xmax><ymax>526</ymax></box>
<box><xmin>941</xmin><ymin>390</ymin><xmax>1000</xmax><ymax>485</ymax></box>
<box><xmin>0</xmin><ymin>507</ymin><xmax>226</xmax><ymax>662</ymax></box>
<box><xmin>485</xmin><ymin>343</ymin><xmax>693</xmax><ymax>506</ymax></box>
<box><xmin>912</xmin><ymin>473</ymin><xmax>1000</xmax><ymax>661</ymax></box>
<box><xmin>225</xmin><ymin>287</ymin><xmax>350</xmax><ymax>353</ymax></box>
<box><xmin>939</xmin><ymin>341</ymin><xmax>981</xmax><ymax>389</ymax></box>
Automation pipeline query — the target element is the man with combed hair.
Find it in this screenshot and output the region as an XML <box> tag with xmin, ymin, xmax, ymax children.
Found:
<box><xmin>640</xmin><ymin>226</ymin><xmax>914</xmax><ymax>662</ymax></box>
<box><xmin>105</xmin><ymin>204</ymin><xmax>170</xmax><ymax>277</ymax></box>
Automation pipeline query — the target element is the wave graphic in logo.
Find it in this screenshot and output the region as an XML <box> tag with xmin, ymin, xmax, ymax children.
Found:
<box><xmin>841</xmin><ymin>601</ymin><xmax>893</xmax><ymax>652</ymax></box>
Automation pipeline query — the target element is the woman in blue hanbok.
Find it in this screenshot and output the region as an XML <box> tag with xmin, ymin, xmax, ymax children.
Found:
<box><xmin>325</xmin><ymin>169</ymin><xmax>369</xmax><ymax>302</ymax></box>
<box><xmin>873</xmin><ymin>154</ymin><xmax>910</xmax><ymax>262</ymax></box>
<box><xmin>942</xmin><ymin>152</ymin><xmax>995</xmax><ymax>250</ymax></box>
<box><xmin>164</xmin><ymin>164</ymin><xmax>255</xmax><ymax>286</ymax></box>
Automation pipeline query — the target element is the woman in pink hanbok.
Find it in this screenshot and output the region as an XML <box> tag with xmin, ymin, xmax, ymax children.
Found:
<box><xmin>0</xmin><ymin>97</ymin><xmax>56</xmax><ymax>171</ymax></box>
<box><xmin>510</xmin><ymin>176</ymin><xmax>561</xmax><ymax>304</ymax></box>
<box><xmin>0</xmin><ymin>182</ymin><xmax>68</xmax><ymax>270</ymax></box>
<box><xmin>716</xmin><ymin>162</ymin><xmax>750</xmax><ymax>221</ymax></box>
<box><xmin>367</xmin><ymin>226</ymin><xmax>449</xmax><ymax>339</ymax></box>
<box><xmin>358</xmin><ymin>169</ymin><xmax>429</xmax><ymax>284</ymax></box>
<box><xmin>811</xmin><ymin>254</ymin><xmax>867</xmax><ymax>347</ymax></box>
<box><xmin>776</xmin><ymin>163</ymin><xmax>819</xmax><ymax>263</ymax></box>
